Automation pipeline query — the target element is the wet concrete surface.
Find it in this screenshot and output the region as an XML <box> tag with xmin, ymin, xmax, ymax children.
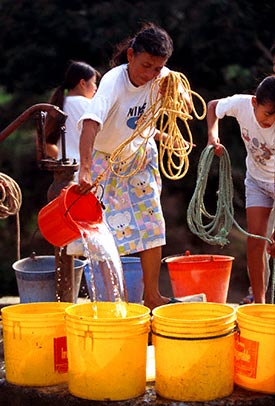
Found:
<box><xmin>0</xmin><ymin>299</ymin><xmax>275</xmax><ymax>405</ymax></box>
<box><xmin>0</xmin><ymin>379</ymin><xmax>274</xmax><ymax>406</ymax></box>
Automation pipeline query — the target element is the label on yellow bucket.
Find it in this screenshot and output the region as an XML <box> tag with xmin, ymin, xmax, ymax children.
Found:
<box><xmin>54</xmin><ymin>336</ymin><xmax>68</xmax><ymax>374</ymax></box>
<box><xmin>234</xmin><ymin>335</ymin><xmax>259</xmax><ymax>379</ymax></box>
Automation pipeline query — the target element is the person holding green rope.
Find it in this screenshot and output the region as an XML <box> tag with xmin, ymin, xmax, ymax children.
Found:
<box><xmin>207</xmin><ymin>75</ymin><xmax>275</xmax><ymax>304</ymax></box>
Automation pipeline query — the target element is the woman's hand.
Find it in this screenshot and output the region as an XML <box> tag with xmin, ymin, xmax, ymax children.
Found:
<box><xmin>77</xmin><ymin>168</ymin><xmax>93</xmax><ymax>194</ymax></box>
<box><xmin>159</xmin><ymin>76</ymin><xmax>169</xmax><ymax>96</ymax></box>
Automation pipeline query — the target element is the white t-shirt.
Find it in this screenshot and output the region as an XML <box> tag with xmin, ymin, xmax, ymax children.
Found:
<box><xmin>216</xmin><ymin>94</ymin><xmax>275</xmax><ymax>183</ymax></box>
<box><xmin>58</xmin><ymin>95</ymin><xmax>92</xmax><ymax>162</ymax></box>
<box><xmin>78</xmin><ymin>64</ymin><xmax>170</xmax><ymax>158</ymax></box>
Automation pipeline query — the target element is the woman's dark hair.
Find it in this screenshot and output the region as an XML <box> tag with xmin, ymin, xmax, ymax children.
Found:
<box><xmin>110</xmin><ymin>22</ymin><xmax>173</xmax><ymax>67</ymax></box>
<box><xmin>256</xmin><ymin>75</ymin><xmax>275</xmax><ymax>107</ymax></box>
<box><xmin>45</xmin><ymin>60</ymin><xmax>99</xmax><ymax>144</ymax></box>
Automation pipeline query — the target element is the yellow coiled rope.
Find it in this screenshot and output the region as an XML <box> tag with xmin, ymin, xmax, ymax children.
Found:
<box><xmin>0</xmin><ymin>173</ymin><xmax>22</xmax><ymax>259</ymax></box>
<box><xmin>107</xmin><ymin>71</ymin><xmax>206</xmax><ymax>180</ymax></box>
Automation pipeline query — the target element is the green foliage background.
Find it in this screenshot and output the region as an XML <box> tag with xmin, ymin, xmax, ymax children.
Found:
<box><xmin>0</xmin><ymin>0</ymin><xmax>274</xmax><ymax>296</ymax></box>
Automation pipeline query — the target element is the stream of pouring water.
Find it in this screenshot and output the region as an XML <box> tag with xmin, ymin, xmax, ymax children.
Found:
<box><xmin>76</xmin><ymin>220</ymin><xmax>128</xmax><ymax>318</ymax></box>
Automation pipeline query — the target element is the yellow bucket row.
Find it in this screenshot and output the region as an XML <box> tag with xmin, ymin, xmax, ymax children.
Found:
<box><xmin>1</xmin><ymin>301</ymin><xmax>274</xmax><ymax>401</ymax></box>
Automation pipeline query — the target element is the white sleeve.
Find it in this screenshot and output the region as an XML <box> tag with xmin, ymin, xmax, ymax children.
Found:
<box><xmin>216</xmin><ymin>95</ymin><xmax>243</xmax><ymax>119</ymax></box>
<box><xmin>78</xmin><ymin>74</ymin><xmax>118</xmax><ymax>132</ymax></box>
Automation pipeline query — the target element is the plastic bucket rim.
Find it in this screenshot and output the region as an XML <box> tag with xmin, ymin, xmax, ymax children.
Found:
<box><xmin>162</xmin><ymin>253</ymin><xmax>235</xmax><ymax>264</ymax></box>
<box><xmin>12</xmin><ymin>256</ymin><xmax>87</xmax><ymax>273</ymax></box>
<box><xmin>152</xmin><ymin>303</ymin><xmax>236</xmax><ymax>340</ymax></box>
<box><xmin>65</xmin><ymin>302</ymin><xmax>151</xmax><ymax>322</ymax></box>
<box><xmin>152</xmin><ymin>302</ymin><xmax>236</xmax><ymax>323</ymax></box>
<box><xmin>121</xmin><ymin>256</ymin><xmax>141</xmax><ymax>264</ymax></box>
<box><xmin>1</xmin><ymin>302</ymin><xmax>72</xmax><ymax>317</ymax></box>
<box><xmin>236</xmin><ymin>303</ymin><xmax>275</xmax><ymax>325</ymax></box>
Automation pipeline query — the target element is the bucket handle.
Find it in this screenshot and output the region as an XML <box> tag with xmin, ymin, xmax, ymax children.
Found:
<box><xmin>161</xmin><ymin>251</ymin><xmax>189</xmax><ymax>263</ymax></box>
<box><xmin>64</xmin><ymin>184</ymin><xmax>105</xmax><ymax>218</ymax></box>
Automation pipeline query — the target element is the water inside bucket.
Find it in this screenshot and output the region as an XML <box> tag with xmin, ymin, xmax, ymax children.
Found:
<box><xmin>77</xmin><ymin>221</ymin><xmax>128</xmax><ymax>318</ymax></box>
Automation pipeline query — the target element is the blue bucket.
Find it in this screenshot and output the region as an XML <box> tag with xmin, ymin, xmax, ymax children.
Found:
<box><xmin>13</xmin><ymin>256</ymin><xmax>85</xmax><ymax>303</ymax></box>
<box><xmin>84</xmin><ymin>256</ymin><xmax>144</xmax><ymax>303</ymax></box>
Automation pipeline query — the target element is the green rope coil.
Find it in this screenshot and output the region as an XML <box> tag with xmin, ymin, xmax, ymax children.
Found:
<box><xmin>187</xmin><ymin>145</ymin><xmax>234</xmax><ymax>246</ymax></box>
<box><xmin>187</xmin><ymin>145</ymin><xmax>275</xmax><ymax>304</ymax></box>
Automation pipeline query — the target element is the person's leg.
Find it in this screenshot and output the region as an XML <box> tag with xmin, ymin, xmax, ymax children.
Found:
<box><xmin>140</xmin><ymin>246</ymin><xmax>170</xmax><ymax>310</ymax></box>
<box><xmin>246</xmin><ymin>206</ymin><xmax>272</xmax><ymax>303</ymax></box>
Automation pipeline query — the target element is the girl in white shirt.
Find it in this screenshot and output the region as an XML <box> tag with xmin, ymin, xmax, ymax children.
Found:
<box><xmin>45</xmin><ymin>60</ymin><xmax>99</xmax><ymax>165</ymax></box>
<box><xmin>77</xmin><ymin>23</ymin><xmax>178</xmax><ymax>311</ymax></box>
<box><xmin>207</xmin><ymin>75</ymin><xmax>275</xmax><ymax>304</ymax></box>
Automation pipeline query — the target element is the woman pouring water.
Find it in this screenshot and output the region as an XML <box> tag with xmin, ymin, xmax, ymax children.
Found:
<box><xmin>77</xmin><ymin>22</ymin><xmax>181</xmax><ymax>310</ymax></box>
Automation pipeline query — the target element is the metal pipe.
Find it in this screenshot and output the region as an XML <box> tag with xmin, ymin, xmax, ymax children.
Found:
<box><xmin>0</xmin><ymin>104</ymin><xmax>78</xmax><ymax>304</ymax></box>
<box><xmin>0</xmin><ymin>103</ymin><xmax>67</xmax><ymax>142</ymax></box>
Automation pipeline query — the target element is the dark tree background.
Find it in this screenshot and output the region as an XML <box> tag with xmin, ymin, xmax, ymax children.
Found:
<box><xmin>0</xmin><ymin>0</ymin><xmax>274</xmax><ymax>297</ymax></box>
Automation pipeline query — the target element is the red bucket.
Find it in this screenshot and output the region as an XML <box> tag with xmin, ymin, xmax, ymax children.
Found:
<box><xmin>38</xmin><ymin>184</ymin><xmax>103</xmax><ymax>247</ymax></box>
<box><xmin>163</xmin><ymin>253</ymin><xmax>234</xmax><ymax>303</ymax></box>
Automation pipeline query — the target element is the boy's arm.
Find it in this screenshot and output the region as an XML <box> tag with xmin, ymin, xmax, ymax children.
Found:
<box><xmin>207</xmin><ymin>99</ymin><xmax>223</xmax><ymax>156</ymax></box>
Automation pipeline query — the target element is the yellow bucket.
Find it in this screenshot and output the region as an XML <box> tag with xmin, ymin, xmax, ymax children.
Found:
<box><xmin>65</xmin><ymin>302</ymin><xmax>151</xmax><ymax>401</ymax></box>
<box><xmin>152</xmin><ymin>302</ymin><xmax>236</xmax><ymax>402</ymax></box>
<box><xmin>1</xmin><ymin>302</ymin><xmax>71</xmax><ymax>386</ymax></box>
<box><xmin>235</xmin><ymin>304</ymin><xmax>275</xmax><ymax>394</ymax></box>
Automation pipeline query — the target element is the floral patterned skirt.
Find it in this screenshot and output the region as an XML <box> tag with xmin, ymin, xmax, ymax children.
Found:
<box><xmin>91</xmin><ymin>143</ymin><xmax>166</xmax><ymax>255</ymax></box>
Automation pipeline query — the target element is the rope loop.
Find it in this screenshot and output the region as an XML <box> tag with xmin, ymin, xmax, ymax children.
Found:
<box><xmin>0</xmin><ymin>173</ymin><xmax>22</xmax><ymax>218</ymax></box>
<box><xmin>187</xmin><ymin>145</ymin><xmax>234</xmax><ymax>246</ymax></box>
<box><xmin>0</xmin><ymin>173</ymin><xmax>22</xmax><ymax>259</ymax></box>
<box><xmin>108</xmin><ymin>71</ymin><xmax>206</xmax><ymax>180</ymax></box>
<box><xmin>187</xmin><ymin>145</ymin><xmax>275</xmax><ymax>304</ymax></box>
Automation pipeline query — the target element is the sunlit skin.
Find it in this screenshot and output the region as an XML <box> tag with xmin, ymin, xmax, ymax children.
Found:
<box><xmin>251</xmin><ymin>97</ymin><xmax>275</xmax><ymax>128</ymax></box>
<box><xmin>126</xmin><ymin>49</ymin><xmax>189</xmax><ymax>144</ymax></box>
<box><xmin>261</xmin><ymin>55</ymin><xmax>275</xmax><ymax>257</ymax></box>
<box><xmin>126</xmin><ymin>48</ymin><xmax>167</xmax><ymax>87</ymax></box>
<box><xmin>245</xmin><ymin>99</ymin><xmax>275</xmax><ymax>303</ymax></box>
<box><xmin>68</xmin><ymin>76</ymin><xmax>97</xmax><ymax>98</ymax></box>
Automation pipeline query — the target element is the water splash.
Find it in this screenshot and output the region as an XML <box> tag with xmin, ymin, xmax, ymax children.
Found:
<box><xmin>77</xmin><ymin>221</ymin><xmax>128</xmax><ymax>318</ymax></box>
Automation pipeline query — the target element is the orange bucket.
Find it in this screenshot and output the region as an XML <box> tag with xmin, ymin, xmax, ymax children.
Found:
<box><xmin>163</xmin><ymin>253</ymin><xmax>234</xmax><ymax>303</ymax></box>
<box><xmin>38</xmin><ymin>184</ymin><xmax>103</xmax><ymax>247</ymax></box>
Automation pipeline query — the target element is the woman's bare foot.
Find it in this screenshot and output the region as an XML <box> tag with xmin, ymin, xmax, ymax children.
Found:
<box><xmin>143</xmin><ymin>295</ymin><xmax>171</xmax><ymax>311</ymax></box>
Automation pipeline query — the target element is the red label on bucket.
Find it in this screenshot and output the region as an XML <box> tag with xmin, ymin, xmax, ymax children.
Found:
<box><xmin>234</xmin><ymin>335</ymin><xmax>259</xmax><ymax>379</ymax></box>
<box><xmin>54</xmin><ymin>336</ymin><xmax>68</xmax><ymax>374</ymax></box>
